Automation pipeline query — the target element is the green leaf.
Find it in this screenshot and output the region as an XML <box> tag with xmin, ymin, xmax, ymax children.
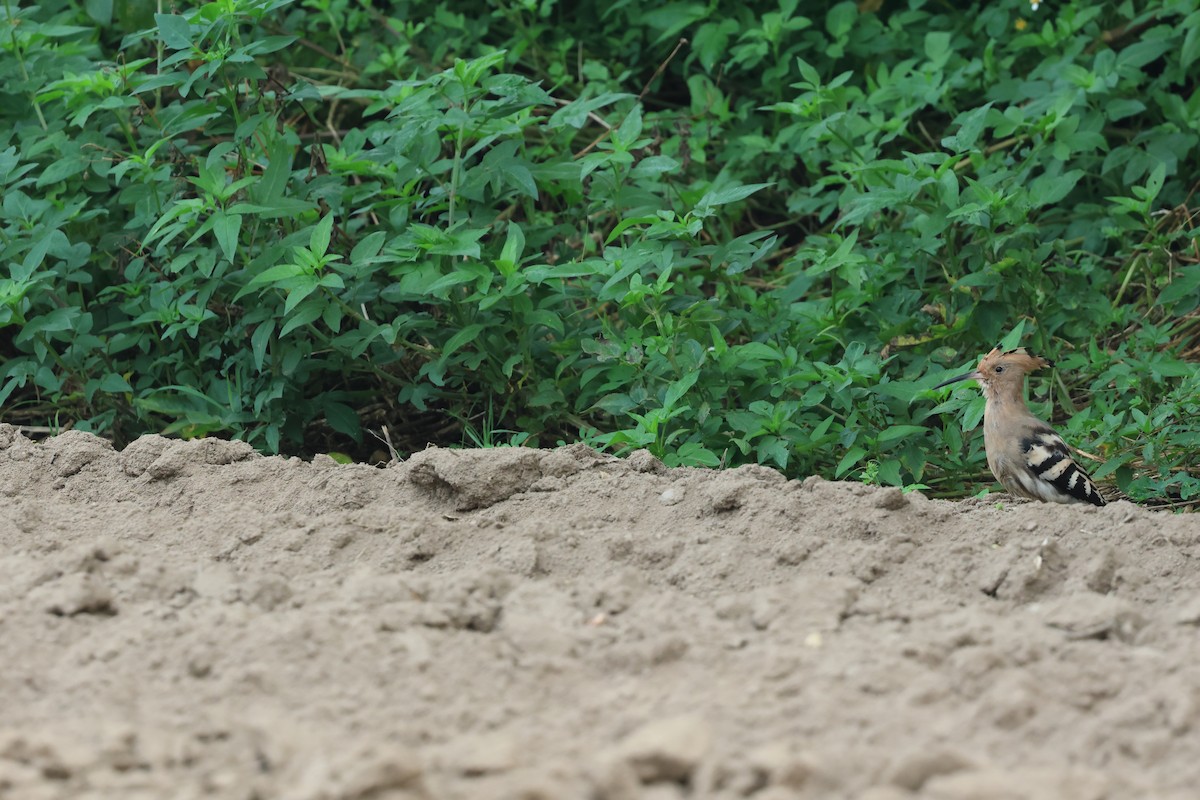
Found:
<box><xmin>961</xmin><ymin>396</ymin><xmax>986</xmax><ymax>433</ymax></box>
<box><xmin>697</xmin><ymin>182</ymin><xmax>772</xmax><ymax>209</ymax></box>
<box><xmin>499</xmin><ymin>222</ymin><xmax>525</xmax><ymax>271</ymax></box>
<box><xmin>98</xmin><ymin>373</ymin><xmax>132</xmax><ymax>393</ymax></box>
<box><xmin>924</xmin><ymin>31</ymin><xmax>952</xmax><ymax>68</ymax></box>
<box><xmin>324</xmin><ymin>401</ymin><xmax>362</xmax><ymax>441</ymax></box>
<box><xmin>37</xmin><ymin>157</ymin><xmax>87</xmax><ymax>187</ymax></box>
<box><xmin>663</xmin><ymin>371</ymin><xmax>700</xmax><ymax>410</ymax></box>
<box><xmin>605</xmin><ymin>215</ymin><xmax>661</xmax><ymax>245</ymax></box>
<box><xmin>351</xmin><ymin>231</ymin><xmax>386</xmax><ymax>263</ymax></box>
<box><xmin>1143</xmin><ymin>161</ymin><xmax>1166</xmax><ymax>204</ymax></box>
<box><xmin>243</xmin><ymin>262</ymin><xmax>309</xmax><ymax>289</ymax></box>
<box><xmin>825</xmin><ymin>2</ymin><xmax>856</xmax><ymax>39</ymax></box>
<box><xmin>155</xmin><ymin>13</ymin><xmax>192</xmax><ymax>50</ymax></box>
<box><xmin>1029</xmin><ymin>169</ymin><xmax>1083</xmax><ymax>207</ymax></box>
<box><xmin>1157</xmin><ymin>266</ymin><xmax>1200</xmax><ymax>310</ymax></box>
<box><xmin>875</xmin><ymin>459</ymin><xmax>903</xmax><ymax>487</ymax></box>
<box><xmin>794</xmin><ymin>56</ymin><xmax>820</xmax><ymax>87</ymax></box>
<box><xmin>614</xmin><ymin>104</ymin><xmax>643</xmax><ymax>147</ymax></box>
<box><xmin>997</xmin><ymin>322</ymin><xmax>1026</xmax><ymax>350</ymax></box>
<box><xmin>442</xmin><ymin>324</ymin><xmax>484</xmax><ymax>359</ymax></box>
<box><xmin>251</xmin><ymin>321</ymin><xmax>273</xmax><ymax>371</ymax></box>
<box><xmin>631</xmin><ymin>155</ymin><xmax>679</xmax><ymax>179</ymax></box>
<box><xmin>212</xmin><ymin>211</ymin><xmax>241</xmax><ymax>262</ymax></box>
<box><xmin>876</xmin><ymin>425</ymin><xmax>928</xmax><ymax>444</ymax></box>
<box><xmin>1105</xmin><ymin>99</ymin><xmax>1145</xmax><ymax>122</ymax></box>
<box><xmin>733</xmin><ymin>342</ymin><xmax>784</xmax><ymax>362</ymax></box>
<box><xmin>16</xmin><ymin>231</ymin><xmax>58</xmax><ymax>281</ymax></box>
<box><xmin>675</xmin><ymin>442</ymin><xmax>720</xmax><ymax>468</ymax></box>
<box><xmin>280</xmin><ymin>298</ymin><xmax>323</xmax><ymax>337</ymax></box>
<box><xmin>424</xmin><ymin>269</ymin><xmax>483</xmax><ymax>296</ymax></box>
<box><xmin>256</xmin><ymin>139</ymin><xmax>292</xmax><ymax>201</ymax></box>
<box><xmin>1183</xmin><ymin>14</ymin><xmax>1200</xmax><ymax>70</ymax></box>
<box><xmin>310</xmin><ymin>214</ymin><xmax>335</xmax><ymax>258</ymax></box>
<box><xmin>836</xmin><ymin>446</ymin><xmax>867</xmax><ymax>477</ymax></box>
<box><xmin>941</xmin><ymin>103</ymin><xmax>992</xmax><ymax>152</ymax></box>
<box><xmin>16</xmin><ymin>307</ymin><xmax>78</xmax><ymax>342</ymax></box>
<box><xmin>548</xmin><ymin>92</ymin><xmax>633</xmax><ymax>129</ymax></box>
<box><xmin>1090</xmin><ymin>453</ymin><xmax>1132</xmax><ymax>481</ymax></box>
<box><xmin>85</xmin><ymin>0</ymin><xmax>113</xmax><ymax>24</ymax></box>
<box><xmin>283</xmin><ymin>277</ymin><xmax>320</xmax><ymax>315</ymax></box>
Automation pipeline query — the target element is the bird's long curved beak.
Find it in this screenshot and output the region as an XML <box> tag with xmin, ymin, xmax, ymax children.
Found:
<box><xmin>933</xmin><ymin>370</ymin><xmax>981</xmax><ymax>389</ymax></box>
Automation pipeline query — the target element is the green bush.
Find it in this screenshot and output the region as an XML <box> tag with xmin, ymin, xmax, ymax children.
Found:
<box><xmin>1</xmin><ymin>0</ymin><xmax>1198</xmax><ymax>504</ymax></box>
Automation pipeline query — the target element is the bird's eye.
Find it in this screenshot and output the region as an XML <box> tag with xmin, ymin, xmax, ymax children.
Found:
<box><xmin>994</xmin><ymin>365</ymin><xmax>1005</xmax><ymax>373</ymax></box>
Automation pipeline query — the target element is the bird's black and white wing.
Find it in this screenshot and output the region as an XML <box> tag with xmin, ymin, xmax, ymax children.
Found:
<box><xmin>1018</xmin><ymin>427</ymin><xmax>1106</xmax><ymax>506</ymax></box>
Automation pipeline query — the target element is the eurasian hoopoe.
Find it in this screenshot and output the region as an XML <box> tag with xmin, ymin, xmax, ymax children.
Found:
<box><xmin>934</xmin><ymin>346</ymin><xmax>1106</xmax><ymax>506</ymax></box>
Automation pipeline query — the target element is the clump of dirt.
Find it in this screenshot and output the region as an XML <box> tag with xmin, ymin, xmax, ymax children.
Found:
<box><xmin>1</xmin><ymin>425</ymin><xmax>1197</xmax><ymax>799</ymax></box>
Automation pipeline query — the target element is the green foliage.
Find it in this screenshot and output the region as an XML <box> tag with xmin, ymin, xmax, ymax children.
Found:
<box><xmin>2</xmin><ymin>0</ymin><xmax>1199</xmax><ymax>505</ymax></box>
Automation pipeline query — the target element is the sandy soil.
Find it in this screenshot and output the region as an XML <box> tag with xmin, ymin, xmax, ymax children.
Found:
<box><xmin>1</xmin><ymin>425</ymin><xmax>1198</xmax><ymax>799</ymax></box>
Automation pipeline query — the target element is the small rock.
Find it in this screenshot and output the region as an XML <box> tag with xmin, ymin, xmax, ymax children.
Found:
<box><xmin>540</xmin><ymin>443</ymin><xmax>608</xmax><ymax>477</ymax></box>
<box><xmin>859</xmin><ymin>787</ymin><xmax>915</xmax><ymax>800</ymax></box>
<box><xmin>144</xmin><ymin>438</ymin><xmax>259</xmax><ymax>480</ymax></box>
<box><xmin>659</xmin><ymin>486</ymin><xmax>684</xmax><ymax>506</ymax></box>
<box><xmin>731</xmin><ymin>463</ymin><xmax>787</xmax><ymax>484</ymax></box>
<box><xmin>500</xmin><ymin>583</ymin><xmax>576</xmax><ymax>658</ymax></box>
<box><xmin>0</xmin><ymin>758</ymin><xmax>41</xmax><ymax>789</ymax></box>
<box><xmin>441</xmin><ymin>730</ymin><xmax>521</xmax><ymax>777</ymax></box>
<box><xmin>44</xmin><ymin>430</ymin><xmax>114</xmax><ymax>477</ymax></box>
<box><xmin>873</xmin><ymin>487</ymin><xmax>908</xmax><ymax>511</ymax></box>
<box><xmin>626</xmin><ymin>449</ymin><xmax>666</xmax><ymax>474</ymax></box>
<box><xmin>407</xmin><ymin>447</ymin><xmax>543</xmax><ymax>510</ymax></box>
<box><xmin>976</xmin><ymin>557</ymin><xmax>1011</xmax><ymax>597</ymax></box>
<box><xmin>884</xmin><ymin>748</ymin><xmax>975</xmax><ymax>791</ymax></box>
<box><xmin>120</xmin><ymin>435</ymin><xmax>171</xmax><ymax>476</ymax></box>
<box><xmin>147</xmin><ymin>449</ymin><xmax>189</xmax><ymax>480</ymax></box>
<box><xmin>1084</xmin><ymin>547</ymin><xmax>1118</xmax><ymax>594</ymax></box>
<box><xmin>393</xmin><ymin>631</ymin><xmax>432</xmax><ymax>669</ymax></box>
<box><xmin>186</xmin><ymin>650</ymin><xmax>214</xmax><ymax>678</ymax></box>
<box><xmin>740</xmin><ymin>742</ymin><xmax>794</xmax><ymax>791</ymax></box>
<box><xmin>193</xmin><ymin>565</ymin><xmax>238</xmax><ymax>603</ymax></box>
<box><xmin>774</xmin><ymin>539</ymin><xmax>814</xmax><ymax>566</ymax></box>
<box><xmin>239</xmin><ymin>523</ymin><xmax>266</xmax><ymax>546</ymax></box>
<box><xmin>736</xmin><ymin>743</ymin><xmax>839</xmax><ymax>792</ymax></box>
<box><xmin>639</xmin><ymin>785</ymin><xmax>686</xmax><ymax>800</ymax></box>
<box><xmin>751</xmin><ymin>595</ymin><xmax>780</xmax><ymax>630</ymax></box>
<box><xmin>294</xmin><ymin>744</ymin><xmax>424</xmax><ymax>800</ymax></box>
<box><xmin>64</xmin><ymin>536</ymin><xmax>120</xmax><ymax>572</ymax></box>
<box><xmin>1173</xmin><ymin>595</ymin><xmax>1200</xmax><ymax>626</ymax></box>
<box><xmin>706</xmin><ymin>483</ymin><xmax>746</xmax><ymax>512</ymax></box>
<box><xmin>531</xmin><ymin>475</ymin><xmax>566</xmax><ymax>492</ymax></box>
<box><xmin>496</xmin><ymin>537</ymin><xmax>540</xmax><ymax>576</ymax></box>
<box><xmin>585</xmin><ymin>755</ymin><xmax>641</xmax><ymax>800</ymax></box>
<box><xmin>472</xmin><ymin>764</ymin><xmax>585</xmax><ymax>800</ymax></box>
<box><xmin>0</xmin><ymin>424</ymin><xmax>31</xmax><ymax>449</ymax></box>
<box><xmin>615</xmin><ymin>714</ymin><xmax>712</xmax><ymax>784</ymax></box>
<box><xmin>1039</xmin><ymin>594</ymin><xmax>1145</xmax><ymax>643</ymax></box>
<box><xmin>244</xmin><ymin>574</ymin><xmax>292</xmax><ymax>611</ymax></box>
<box><xmin>45</xmin><ymin>573</ymin><xmax>116</xmax><ymax>616</ymax></box>
<box><xmin>924</xmin><ymin>766</ymin><xmax>1113</xmax><ymax>799</ymax></box>
<box><xmin>0</xmin><ymin>731</ymin><xmax>79</xmax><ymax>781</ymax></box>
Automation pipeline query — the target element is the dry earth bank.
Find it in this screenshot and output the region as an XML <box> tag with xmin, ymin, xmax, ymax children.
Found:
<box><xmin>1</xmin><ymin>426</ymin><xmax>1197</xmax><ymax>799</ymax></box>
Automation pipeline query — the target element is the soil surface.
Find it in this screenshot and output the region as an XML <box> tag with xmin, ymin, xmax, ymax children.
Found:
<box><xmin>1</xmin><ymin>425</ymin><xmax>1197</xmax><ymax>799</ymax></box>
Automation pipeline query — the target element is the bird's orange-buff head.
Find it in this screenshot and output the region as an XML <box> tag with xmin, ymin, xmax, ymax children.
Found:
<box><xmin>934</xmin><ymin>346</ymin><xmax>1053</xmax><ymax>398</ymax></box>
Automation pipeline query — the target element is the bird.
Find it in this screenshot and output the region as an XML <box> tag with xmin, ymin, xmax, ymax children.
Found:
<box><xmin>934</xmin><ymin>346</ymin><xmax>1106</xmax><ymax>506</ymax></box>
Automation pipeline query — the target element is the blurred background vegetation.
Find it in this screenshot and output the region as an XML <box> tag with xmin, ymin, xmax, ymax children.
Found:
<box><xmin>1</xmin><ymin>0</ymin><xmax>1198</xmax><ymax>504</ymax></box>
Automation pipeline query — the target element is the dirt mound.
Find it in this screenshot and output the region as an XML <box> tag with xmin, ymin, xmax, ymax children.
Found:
<box><xmin>1</xmin><ymin>426</ymin><xmax>1197</xmax><ymax>799</ymax></box>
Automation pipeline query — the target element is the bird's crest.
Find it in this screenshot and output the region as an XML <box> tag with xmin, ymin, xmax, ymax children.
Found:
<box><xmin>977</xmin><ymin>346</ymin><xmax>1053</xmax><ymax>377</ymax></box>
